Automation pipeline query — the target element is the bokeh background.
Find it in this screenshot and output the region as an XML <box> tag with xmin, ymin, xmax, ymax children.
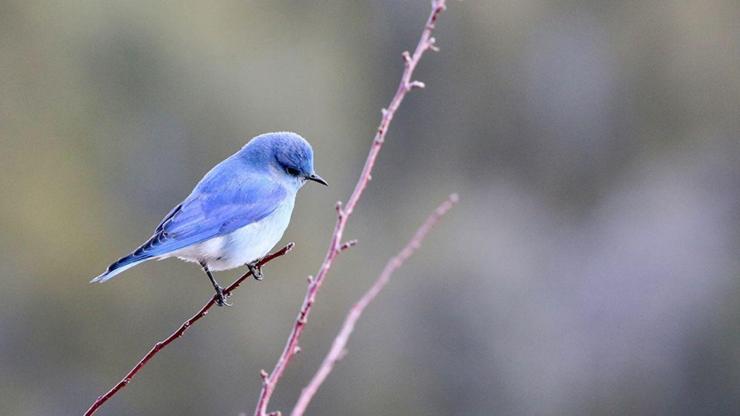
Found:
<box><xmin>1</xmin><ymin>1</ymin><xmax>739</xmax><ymax>415</ymax></box>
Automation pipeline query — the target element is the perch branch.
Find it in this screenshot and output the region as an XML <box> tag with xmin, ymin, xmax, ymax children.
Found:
<box><xmin>291</xmin><ymin>194</ymin><xmax>458</xmax><ymax>416</ymax></box>
<box><xmin>84</xmin><ymin>243</ymin><xmax>295</xmax><ymax>416</ymax></box>
<box><xmin>253</xmin><ymin>2</ymin><xmax>449</xmax><ymax>415</ymax></box>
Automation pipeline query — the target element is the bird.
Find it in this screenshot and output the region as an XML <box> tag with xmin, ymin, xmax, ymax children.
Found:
<box><xmin>91</xmin><ymin>132</ymin><xmax>327</xmax><ymax>306</ymax></box>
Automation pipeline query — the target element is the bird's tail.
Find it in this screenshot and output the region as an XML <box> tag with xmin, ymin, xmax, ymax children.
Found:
<box><xmin>90</xmin><ymin>252</ymin><xmax>153</xmax><ymax>283</ymax></box>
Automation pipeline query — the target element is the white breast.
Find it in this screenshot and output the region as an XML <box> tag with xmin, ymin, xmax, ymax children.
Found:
<box><xmin>167</xmin><ymin>196</ymin><xmax>295</xmax><ymax>271</ymax></box>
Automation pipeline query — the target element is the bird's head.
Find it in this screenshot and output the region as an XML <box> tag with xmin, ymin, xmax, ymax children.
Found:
<box><xmin>241</xmin><ymin>132</ymin><xmax>328</xmax><ymax>188</ymax></box>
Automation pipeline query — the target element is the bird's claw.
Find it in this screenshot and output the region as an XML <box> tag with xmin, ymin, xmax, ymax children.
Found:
<box><xmin>215</xmin><ymin>286</ymin><xmax>232</xmax><ymax>307</ymax></box>
<box><xmin>248</xmin><ymin>262</ymin><xmax>264</xmax><ymax>281</ymax></box>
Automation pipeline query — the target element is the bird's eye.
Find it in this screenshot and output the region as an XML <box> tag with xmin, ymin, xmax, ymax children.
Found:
<box><xmin>285</xmin><ymin>167</ymin><xmax>300</xmax><ymax>176</ymax></box>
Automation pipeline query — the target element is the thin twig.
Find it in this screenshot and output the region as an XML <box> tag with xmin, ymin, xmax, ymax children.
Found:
<box><xmin>84</xmin><ymin>243</ymin><xmax>295</xmax><ymax>416</ymax></box>
<box><xmin>291</xmin><ymin>194</ymin><xmax>458</xmax><ymax>416</ymax></box>
<box><xmin>253</xmin><ymin>2</ymin><xmax>449</xmax><ymax>415</ymax></box>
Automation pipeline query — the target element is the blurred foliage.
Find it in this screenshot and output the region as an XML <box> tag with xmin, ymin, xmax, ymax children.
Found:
<box><xmin>1</xmin><ymin>1</ymin><xmax>739</xmax><ymax>415</ymax></box>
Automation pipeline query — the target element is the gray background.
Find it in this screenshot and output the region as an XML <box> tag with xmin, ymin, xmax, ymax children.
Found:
<box><xmin>1</xmin><ymin>1</ymin><xmax>739</xmax><ymax>415</ymax></box>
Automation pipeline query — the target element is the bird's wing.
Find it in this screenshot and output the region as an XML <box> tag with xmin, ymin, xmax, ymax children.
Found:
<box><xmin>91</xmin><ymin>164</ymin><xmax>288</xmax><ymax>283</ymax></box>
<box><xmin>135</xmin><ymin>172</ymin><xmax>288</xmax><ymax>258</ymax></box>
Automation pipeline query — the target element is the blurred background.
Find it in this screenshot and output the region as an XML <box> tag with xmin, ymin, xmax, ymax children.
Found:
<box><xmin>1</xmin><ymin>1</ymin><xmax>739</xmax><ymax>415</ymax></box>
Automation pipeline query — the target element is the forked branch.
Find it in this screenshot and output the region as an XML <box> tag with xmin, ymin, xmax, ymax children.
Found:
<box><xmin>84</xmin><ymin>243</ymin><xmax>294</xmax><ymax>416</ymax></box>
<box><xmin>253</xmin><ymin>2</ymin><xmax>450</xmax><ymax>415</ymax></box>
<box><xmin>291</xmin><ymin>194</ymin><xmax>458</xmax><ymax>416</ymax></box>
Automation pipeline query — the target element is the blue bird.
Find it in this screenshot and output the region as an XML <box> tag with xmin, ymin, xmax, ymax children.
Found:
<box><xmin>91</xmin><ymin>132</ymin><xmax>327</xmax><ymax>306</ymax></box>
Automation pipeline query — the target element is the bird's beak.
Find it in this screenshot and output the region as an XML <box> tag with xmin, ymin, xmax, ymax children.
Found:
<box><xmin>307</xmin><ymin>173</ymin><xmax>328</xmax><ymax>186</ymax></box>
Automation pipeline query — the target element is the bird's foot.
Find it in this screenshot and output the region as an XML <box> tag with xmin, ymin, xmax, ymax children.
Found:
<box><xmin>215</xmin><ymin>286</ymin><xmax>232</xmax><ymax>307</ymax></box>
<box><xmin>248</xmin><ymin>261</ymin><xmax>264</xmax><ymax>281</ymax></box>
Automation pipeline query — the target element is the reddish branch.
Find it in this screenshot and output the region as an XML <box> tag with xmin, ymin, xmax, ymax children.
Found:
<box><xmin>291</xmin><ymin>194</ymin><xmax>458</xmax><ymax>416</ymax></box>
<box><xmin>84</xmin><ymin>243</ymin><xmax>294</xmax><ymax>416</ymax></box>
<box><xmin>254</xmin><ymin>2</ymin><xmax>449</xmax><ymax>415</ymax></box>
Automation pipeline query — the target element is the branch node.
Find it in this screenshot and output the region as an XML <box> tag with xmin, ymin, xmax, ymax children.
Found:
<box><xmin>339</xmin><ymin>240</ymin><xmax>359</xmax><ymax>252</ymax></box>
<box><xmin>306</xmin><ymin>275</ymin><xmax>313</xmax><ymax>284</ymax></box>
<box><xmin>402</xmin><ymin>50</ymin><xmax>412</xmax><ymax>64</ymax></box>
<box><xmin>408</xmin><ymin>80</ymin><xmax>426</xmax><ymax>90</ymax></box>
<box><xmin>260</xmin><ymin>369</ymin><xmax>269</xmax><ymax>381</ymax></box>
<box><xmin>294</xmin><ymin>345</ymin><xmax>302</xmax><ymax>355</ymax></box>
<box><xmin>428</xmin><ymin>37</ymin><xmax>440</xmax><ymax>52</ymax></box>
<box><xmin>335</xmin><ymin>201</ymin><xmax>344</xmax><ymax>218</ymax></box>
